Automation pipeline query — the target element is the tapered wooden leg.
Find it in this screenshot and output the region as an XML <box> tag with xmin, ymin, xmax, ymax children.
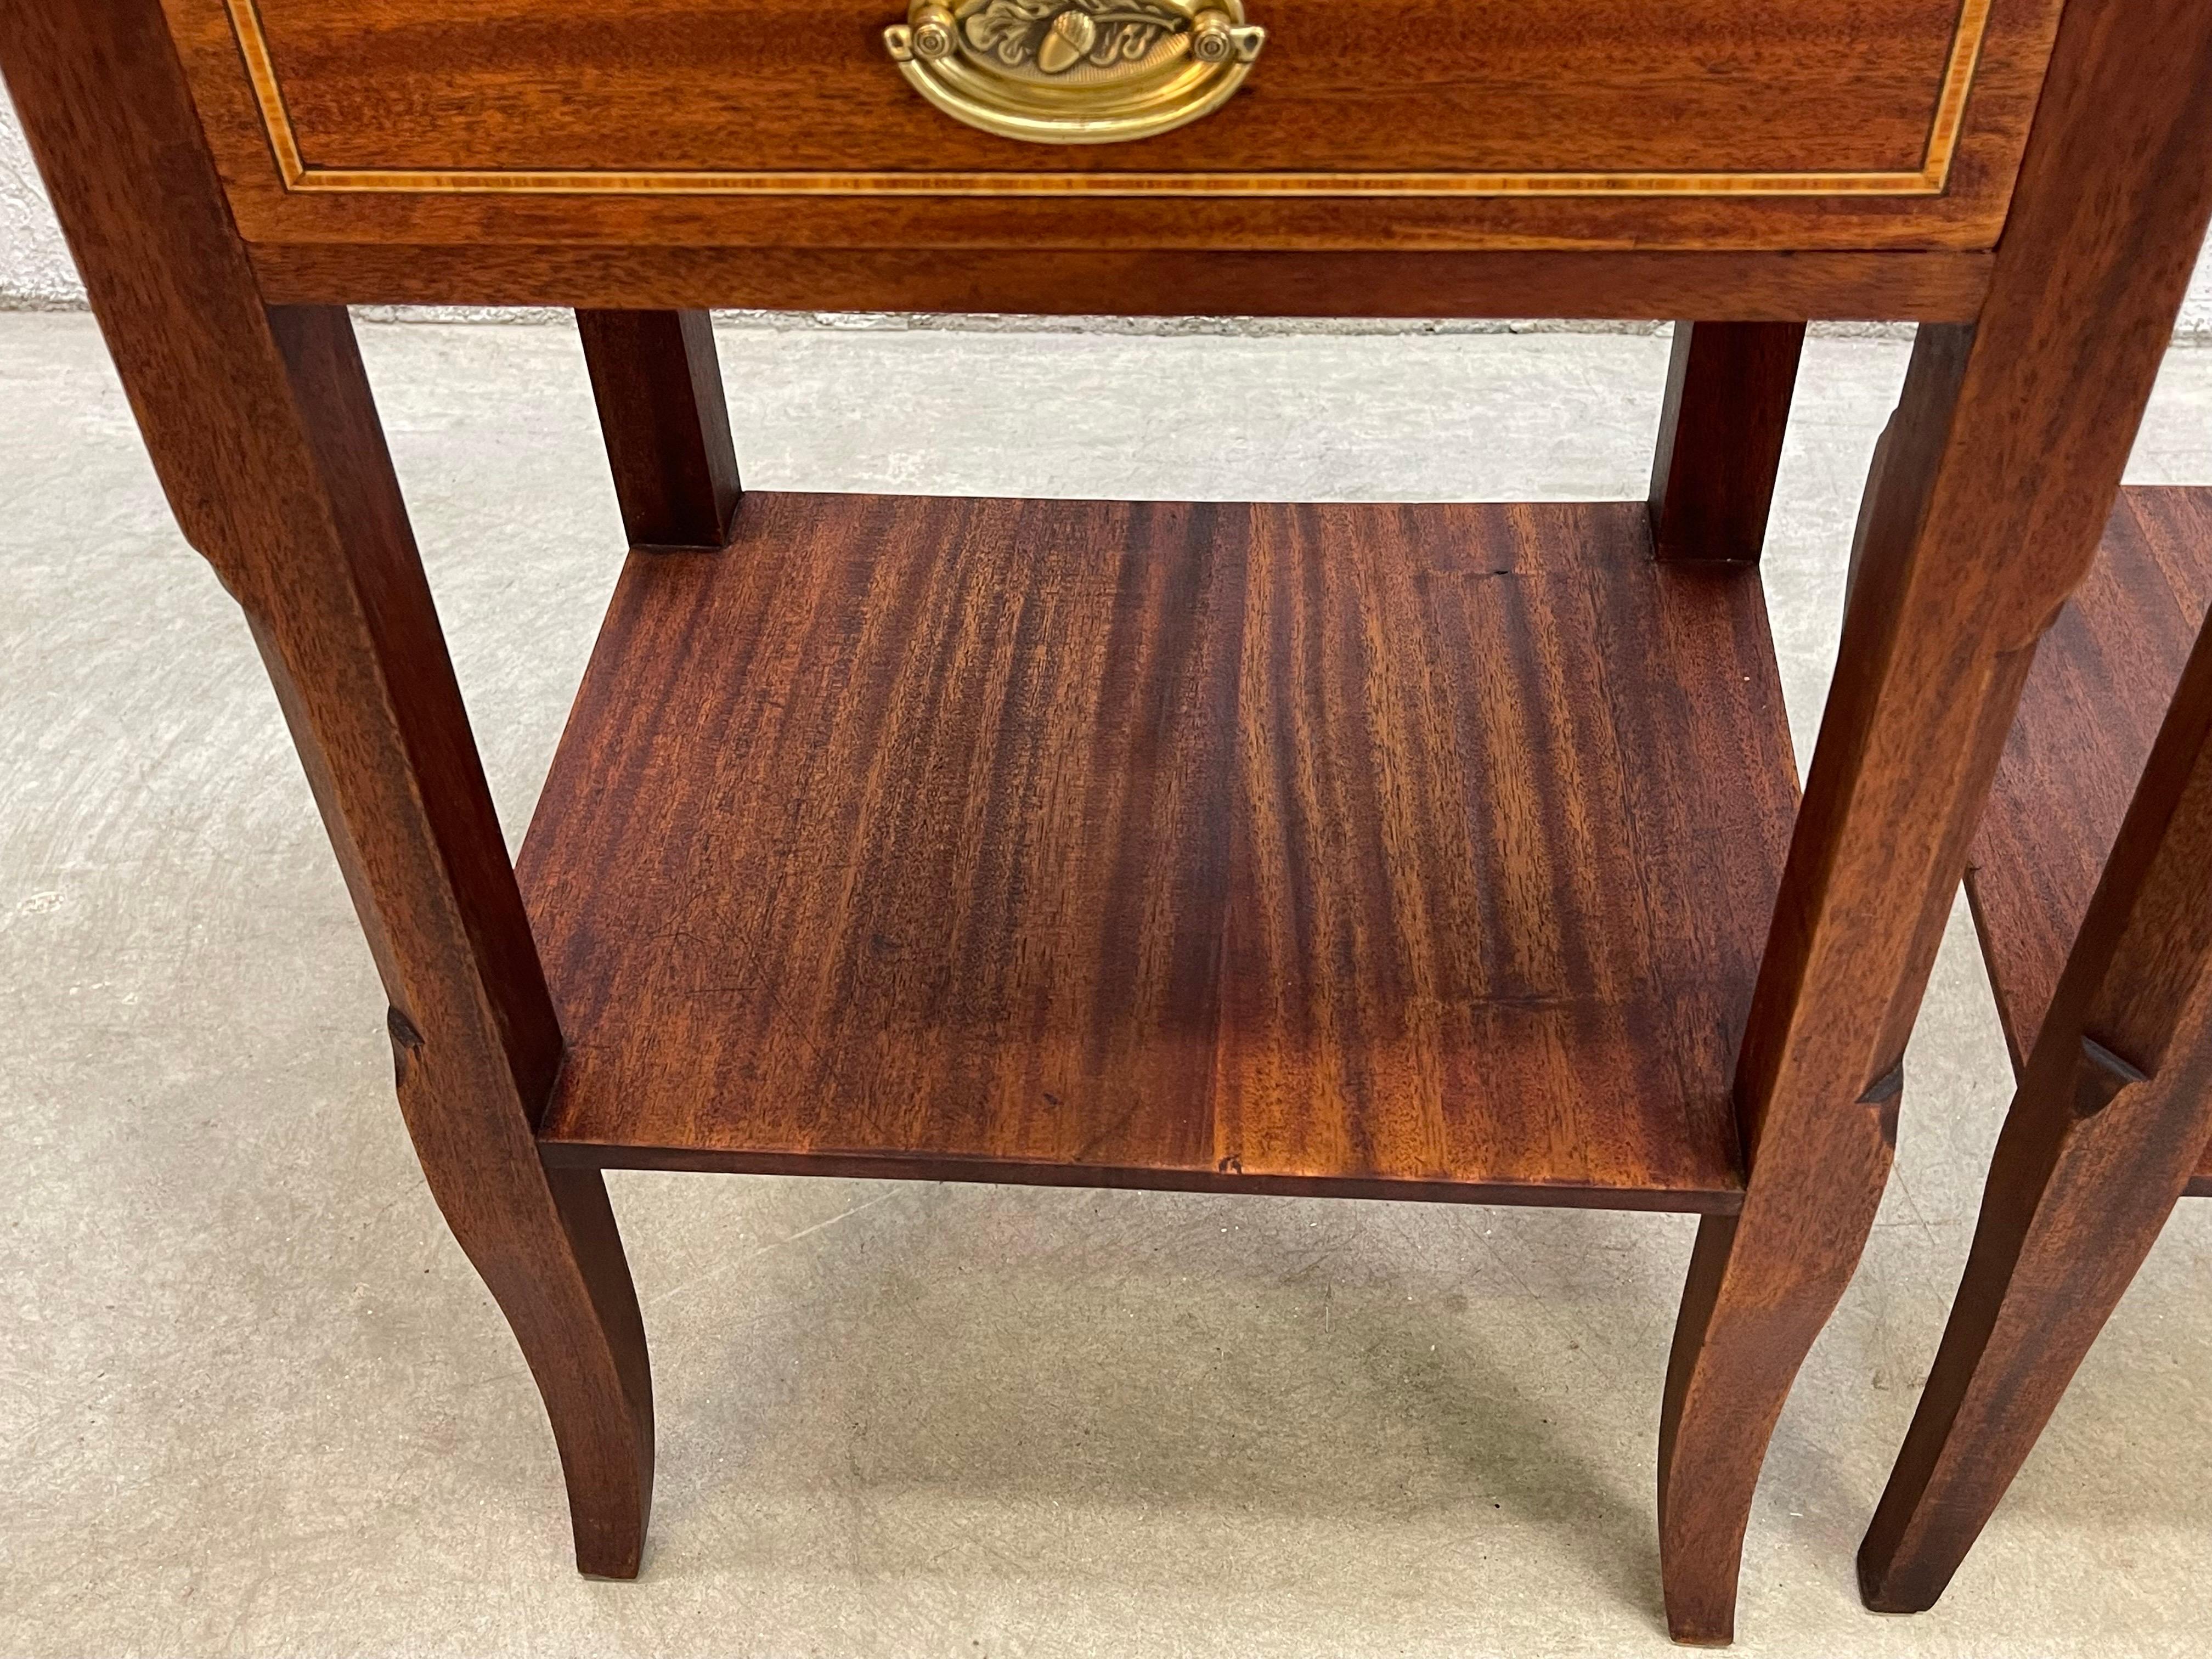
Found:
<box><xmin>1861</xmin><ymin>602</ymin><xmax>2212</xmax><ymax>1610</ymax></box>
<box><xmin>1856</xmin><ymin>1054</ymin><xmax>2207</xmax><ymax>1611</ymax></box>
<box><xmin>1</xmin><ymin>1</ymin><xmax>652</xmax><ymax>1574</ymax></box>
<box><xmin>244</xmin><ymin>311</ymin><xmax>661</xmax><ymax>1577</ymax></box>
<box><xmin>1649</xmin><ymin>321</ymin><xmax>1805</xmax><ymax>562</ymax></box>
<box><xmin>1651</xmin><ymin>0</ymin><xmax>2212</xmax><ymax>1633</ymax></box>
<box><xmin>1645</xmin><ymin>320</ymin><xmax>2028</xmax><ymax>1644</ymax></box>
<box><xmin>576</xmin><ymin>308</ymin><xmax>742</xmax><ymax>550</ymax></box>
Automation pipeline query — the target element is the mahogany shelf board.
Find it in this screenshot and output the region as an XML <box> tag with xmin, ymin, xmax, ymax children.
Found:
<box><xmin>1963</xmin><ymin>487</ymin><xmax>2212</xmax><ymax>1194</ymax></box>
<box><xmin>520</xmin><ymin>493</ymin><xmax>1800</xmax><ymax>1212</ymax></box>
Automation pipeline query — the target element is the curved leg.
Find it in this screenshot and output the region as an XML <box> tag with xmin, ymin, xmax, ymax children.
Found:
<box><xmin>234</xmin><ymin>320</ymin><xmax>661</xmax><ymax>1573</ymax></box>
<box><xmin>1658</xmin><ymin>1113</ymin><xmax>1893</xmax><ymax>1644</ymax></box>
<box><xmin>381</xmin><ymin>981</ymin><xmax>654</xmax><ymax>1572</ymax></box>
<box><xmin>534</xmin><ymin>1167</ymin><xmax>655</xmax><ymax>1575</ymax></box>
<box><xmin>0</xmin><ymin>2</ymin><xmax>655</xmax><ymax>1570</ymax></box>
<box><xmin>1645</xmin><ymin>315</ymin><xmax>1863</xmax><ymax>1643</ymax></box>
<box><xmin>1644</xmin><ymin>321</ymin><xmax>2035</xmax><ymax>1645</ymax></box>
<box><xmin>411</xmin><ymin>1146</ymin><xmax>653</xmax><ymax>1576</ymax></box>
<box><xmin>1643</xmin><ymin>0</ymin><xmax>2212</xmax><ymax>1622</ymax></box>
<box><xmin>241</xmin><ymin>315</ymin><xmax>659</xmax><ymax>1577</ymax></box>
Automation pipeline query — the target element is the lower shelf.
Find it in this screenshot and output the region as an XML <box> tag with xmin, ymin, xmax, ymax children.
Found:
<box><xmin>520</xmin><ymin>493</ymin><xmax>1799</xmax><ymax>1212</ymax></box>
<box><xmin>1965</xmin><ymin>486</ymin><xmax>2212</xmax><ymax>1195</ymax></box>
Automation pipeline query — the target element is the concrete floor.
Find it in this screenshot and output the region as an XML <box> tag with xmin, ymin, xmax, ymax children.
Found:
<box><xmin>4</xmin><ymin>312</ymin><xmax>2212</xmax><ymax>1657</ymax></box>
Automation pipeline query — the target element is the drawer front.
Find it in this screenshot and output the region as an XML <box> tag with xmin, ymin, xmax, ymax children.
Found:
<box><xmin>170</xmin><ymin>0</ymin><xmax>2064</xmax><ymax>251</ymax></box>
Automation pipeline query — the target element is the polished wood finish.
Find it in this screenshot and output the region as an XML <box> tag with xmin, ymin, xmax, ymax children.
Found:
<box><xmin>520</xmin><ymin>494</ymin><xmax>1795</xmax><ymax>1211</ymax></box>
<box><xmin>1965</xmin><ymin>492</ymin><xmax>2212</xmax><ymax>1106</ymax></box>
<box><xmin>1650</xmin><ymin>323</ymin><xmax>1805</xmax><ymax>563</ymax></box>
<box><xmin>575</xmin><ymin>308</ymin><xmax>742</xmax><ymax>551</ymax></box>
<box><xmin>166</xmin><ymin>0</ymin><xmax>2061</xmax><ymax>252</ymax></box>
<box><xmin>251</xmin><ymin>244</ymin><xmax>1998</xmax><ymax>323</ymax></box>
<box><xmin>0</xmin><ymin>0</ymin><xmax>653</xmax><ymax>1578</ymax></box>
<box><xmin>230</xmin><ymin>0</ymin><xmax>1988</xmax><ymax>176</ymax></box>
<box><xmin>10</xmin><ymin>0</ymin><xmax>2211</xmax><ymax>1641</ymax></box>
<box><xmin>1652</xmin><ymin>0</ymin><xmax>2212</xmax><ymax>1639</ymax></box>
<box><xmin>1860</xmin><ymin>487</ymin><xmax>2212</xmax><ymax>1612</ymax></box>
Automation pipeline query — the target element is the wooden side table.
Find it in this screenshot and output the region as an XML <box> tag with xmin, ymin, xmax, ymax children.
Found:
<box><xmin>1860</xmin><ymin>487</ymin><xmax>2212</xmax><ymax>1611</ymax></box>
<box><xmin>6</xmin><ymin>0</ymin><xmax>2211</xmax><ymax>1643</ymax></box>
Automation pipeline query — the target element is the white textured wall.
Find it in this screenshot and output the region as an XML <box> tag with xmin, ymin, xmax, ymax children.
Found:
<box><xmin>0</xmin><ymin>86</ymin><xmax>80</xmax><ymax>307</ymax></box>
<box><xmin>7</xmin><ymin>82</ymin><xmax>2212</xmax><ymax>329</ymax></box>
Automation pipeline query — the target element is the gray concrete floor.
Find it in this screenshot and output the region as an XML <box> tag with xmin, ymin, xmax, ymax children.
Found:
<box><xmin>4</xmin><ymin>312</ymin><xmax>2212</xmax><ymax>1657</ymax></box>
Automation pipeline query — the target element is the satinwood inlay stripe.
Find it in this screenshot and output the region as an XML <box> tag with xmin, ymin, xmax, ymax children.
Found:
<box><xmin>222</xmin><ymin>0</ymin><xmax>1994</xmax><ymax>200</ymax></box>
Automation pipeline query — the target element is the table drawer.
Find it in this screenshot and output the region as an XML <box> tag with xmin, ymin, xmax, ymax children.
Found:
<box><xmin>172</xmin><ymin>0</ymin><xmax>2063</xmax><ymax>251</ymax></box>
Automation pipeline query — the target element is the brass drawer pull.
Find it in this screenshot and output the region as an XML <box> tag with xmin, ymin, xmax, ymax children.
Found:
<box><xmin>884</xmin><ymin>0</ymin><xmax>1265</xmax><ymax>145</ymax></box>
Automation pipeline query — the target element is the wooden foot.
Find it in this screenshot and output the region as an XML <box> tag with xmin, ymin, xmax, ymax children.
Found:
<box><xmin>516</xmin><ymin>1166</ymin><xmax>654</xmax><ymax>1576</ymax></box>
<box><xmin>1853</xmin><ymin>1066</ymin><xmax>2191</xmax><ymax>1612</ymax></box>
<box><xmin>377</xmin><ymin>995</ymin><xmax>654</xmax><ymax>1573</ymax></box>
<box><xmin>1658</xmin><ymin>1114</ymin><xmax>1892</xmax><ymax>1644</ymax></box>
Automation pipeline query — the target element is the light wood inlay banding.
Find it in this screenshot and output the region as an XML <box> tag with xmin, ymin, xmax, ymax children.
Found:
<box><xmin>222</xmin><ymin>0</ymin><xmax>1996</xmax><ymax>200</ymax></box>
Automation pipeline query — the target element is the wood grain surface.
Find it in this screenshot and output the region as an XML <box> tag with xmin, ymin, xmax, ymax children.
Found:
<box><xmin>1649</xmin><ymin>321</ymin><xmax>1806</xmax><ymax>563</ymax></box>
<box><xmin>249</xmin><ymin>242</ymin><xmax>1997</xmax><ymax>321</ymax></box>
<box><xmin>1964</xmin><ymin>487</ymin><xmax>2212</xmax><ymax>1192</ymax></box>
<box><xmin>520</xmin><ymin>493</ymin><xmax>1799</xmax><ymax>1212</ymax></box>
<box><xmin>163</xmin><ymin>0</ymin><xmax>2062</xmax><ymax>251</ymax></box>
<box><xmin>575</xmin><ymin>308</ymin><xmax>742</xmax><ymax>551</ymax></box>
<box><xmin>13</xmin><ymin>0</ymin><xmax>2208</xmax><ymax>1626</ymax></box>
<box><xmin>1654</xmin><ymin>0</ymin><xmax>2212</xmax><ymax>1636</ymax></box>
<box><xmin>233</xmin><ymin>0</ymin><xmax>1978</xmax><ymax>177</ymax></box>
<box><xmin>1861</xmin><ymin>489</ymin><xmax>2212</xmax><ymax>1611</ymax></box>
<box><xmin>0</xmin><ymin>0</ymin><xmax>656</xmax><ymax>1578</ymax></box>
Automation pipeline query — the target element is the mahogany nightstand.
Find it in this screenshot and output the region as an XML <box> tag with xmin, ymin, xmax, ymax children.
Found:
<box><xmin>5</xmin><ymin>0</ymin><xmax>2210</xmax><ymax>1643</ymax></box>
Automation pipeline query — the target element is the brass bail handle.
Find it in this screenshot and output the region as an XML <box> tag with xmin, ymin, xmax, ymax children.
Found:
<box><xmin>884</xmin><ymin>0</ymin><xmax>1266</xmax><ymax>145</ymax></box>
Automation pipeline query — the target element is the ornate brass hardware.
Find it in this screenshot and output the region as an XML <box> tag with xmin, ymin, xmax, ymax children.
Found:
<box><xmin>884</xmin><ymin>0</ymin><xmax>1265</xmax><ymax>145</ymax></box>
